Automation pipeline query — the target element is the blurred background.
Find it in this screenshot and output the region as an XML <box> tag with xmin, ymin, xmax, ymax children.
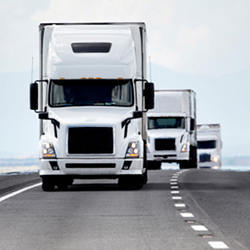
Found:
<box><xmin>0</xmin><ymin>0</ymin><xmax>249</xmax><ymax>169</ymax></box>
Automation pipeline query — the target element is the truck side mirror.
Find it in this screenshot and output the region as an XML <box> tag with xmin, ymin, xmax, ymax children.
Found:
<box><xmin>145</xmin><ymin>82</ymin><xmax>154</xmax><ymax>110</ymax></box>
<box><xmin>190</xmin><ymin>118</ymin><xmax>195</xmax><ymax>131</ymax></box>
<box><xmin>30</xmin><ymin>82</ymin><xmax>38</xmax><ymax>110</ymax></box>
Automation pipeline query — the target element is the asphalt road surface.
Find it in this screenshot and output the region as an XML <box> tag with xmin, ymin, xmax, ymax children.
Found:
<box><xmin>0</xmin><ymin>169</ymin><xmax>249</xmax><ymax>250</ymax></box>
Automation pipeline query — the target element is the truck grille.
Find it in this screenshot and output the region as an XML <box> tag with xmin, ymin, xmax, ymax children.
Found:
<box><xmin>199</xmin><ymin>153</ymin><xmax>211</xmax><ymax>162</ymax></box>
<box><xmin>155</xmin><ymin>138</ymin><xmax>176</xmax><ymax>151</ymax></box>
<box><xmin>68</xmin><ymin>127</ymin><xmax>113</xmax><ymax>154</ymax></box>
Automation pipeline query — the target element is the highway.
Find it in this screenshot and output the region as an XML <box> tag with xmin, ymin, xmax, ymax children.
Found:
<box><xmin>0</xmin><ymin>169</ymin><xmax>249</xmax><ymax>250</ymax></box>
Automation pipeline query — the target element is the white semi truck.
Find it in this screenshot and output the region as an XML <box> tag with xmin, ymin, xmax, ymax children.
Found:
<box><xmin>197</xmin><ymin>124</ymin><xmax>222</xmax><ymax>169</ymax></box>
<box><xmin>30</xmin><ymin>23</ymin><xmax>154</xmax><ymax>191</ymax></box>
<box><xmin>147</xmin><ymin>90</ymin><xmax>197</xmax><ymax>169</ymax></box>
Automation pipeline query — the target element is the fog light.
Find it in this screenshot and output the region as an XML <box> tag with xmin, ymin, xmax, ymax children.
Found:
<box><xmin>122</xmin><ymin>161</ymin><xmax>132</xmax><ymax>170</ymax></box>
<box><xmin>49</xmin><ymin>161</ymin><xmax>59</xmax><ymax>170</ymax></box>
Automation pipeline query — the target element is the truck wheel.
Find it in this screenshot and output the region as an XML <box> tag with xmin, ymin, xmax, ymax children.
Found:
<box><xmin>190</xmin><ymin>146</ymin><xmax>197</xmax><ymax>169</ymax></box>
<box><xmin>179</xmin><ymin>161</ymin><xmax>188</xmax><ymax>169</ymax></box>
<box><xmin>118</xmin><ymin>175</ymin><xmax>144</xmax><ymax>190</ymax></box>
<box><xmin>142</xmin><ymin>170</ymin><xmax>148</xmax><ymax>185</ymax></box>
<box><xmin>42</xmin><ymin>177</ymin><xmax>55</xmax><ymax>191</ymax></box>
<box><xmin>57</xmin><ymin>177</ymin><xmax>73</xmax><ymax>191</ymax></box>
<box><xmin>147</xmin><ymin>161</ymin><xmax>161</xmax><ymax>170</ymax></box>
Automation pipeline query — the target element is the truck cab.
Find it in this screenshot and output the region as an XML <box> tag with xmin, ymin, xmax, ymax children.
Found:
<box><xmin>30</xmin><ymin>23</ymin><xmax>154</xmax><ymax>191</ymax></box>
<box><xmin>147</xmin><ymin>90</ymin><xmax>197</xmax><ymax>169</ymax></box>
<box><xmin>197</xmin><ymin>124</ymin><xmax>222</xmax><ymax>169</ymax></box>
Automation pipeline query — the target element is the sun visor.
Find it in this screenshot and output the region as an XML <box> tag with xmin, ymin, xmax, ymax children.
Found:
<box><xmin>45</xmin><ymin>25</ymin><xmax>137</xmax><ymax>79</ymax></box>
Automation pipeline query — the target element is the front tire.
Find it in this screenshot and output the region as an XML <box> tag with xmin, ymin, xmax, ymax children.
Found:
<box><xmin>147</xmin><ymin>161</ymin><xmax>161</xmax><ymax>170</ymax></box>
<box><xmin>118</xmin><ymin>175</ymin><xmax>144</xmax><ymax>190</ymax></box>
<box><xmin>42</xmin><ymin>177</ymin><xmax>55</xmax><ymax>191</ymax></box>
<box><xmin>179</xmin><ymin>146</ymin><xmax>197</xmax><ymax>169</ymax></box>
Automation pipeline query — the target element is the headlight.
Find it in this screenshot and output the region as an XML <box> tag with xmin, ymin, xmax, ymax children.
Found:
<box><xmin>211</xmin><ymin>156</ymin><xmax>219</xmax><ymax>162</ymax></box>
<box><xmin>42</xmin><ymin>143</ymin><xmax>56</xmax><ymax>158</ymax></box>
<box><xmin>125</xmin><ymin>141</ymin><xmax>140</xmax><ymax>158</ymax></box>
<box><xmin>181</xmin><ymin>143</ymin><xmax>188</xmax><ymax>152</ymax></box>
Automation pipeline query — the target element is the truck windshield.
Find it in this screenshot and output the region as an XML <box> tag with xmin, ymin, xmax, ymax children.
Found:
<box><xmin>49</xmin><ymin>79</ymin><xmax>133</xmax><ymax>107</ymax></box>
<box><xmin>148</xmin><ymin>117</ymin><xmax>185</xmax><ymax>129</ymax></box>
<box><xmin>198</xmin><ymin>140</ymin><xmax>216</xmax><ymax>149</ymax></box>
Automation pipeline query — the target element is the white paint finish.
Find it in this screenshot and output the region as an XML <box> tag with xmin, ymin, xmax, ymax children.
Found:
<box><xmin>180</xmin><ymin>212</ymin><xmax>194</xmax><ymax>218</ymax></box>
<box><xmin>170</xmin><ymin>186</ymin><xmax>179</xmax><ymax>189</ymax></box>
<box><xmin>172</xmin><ymin>196</ymin><xmax>182</xmax><ymax>200</ymax></box>
<box><xmin>191</xmin><ymin>225</ymin><xmax>208</xmax><ymax>231</ymax></box>
<box><xmin>175</xmin><ymin>203</ymin><xmax>186</xmax><ymax>208</ymax></box>
<box><xmin>208</xmin><ymin>241</ymin><xmax>229</xmax><ymax>249</ymax></box>
<box><xmin>171</xmin><ymin>190</ymin><xmax>180</xmax><ymax>194</ymax></box>
<box><xmin>0</xmin><ymin>183</ymin><xmax>42</xmax><ymax>203</ymax></box>
<box><xmin>45</xmin><ymin>25</ymin><xmax>140</xmax><ymax>79</ymax></box>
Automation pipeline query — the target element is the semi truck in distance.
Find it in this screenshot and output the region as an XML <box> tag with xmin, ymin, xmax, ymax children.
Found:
<box><xmin>197</xmin><ymin>124</ymin><xmax>222</xmax><ymax>169</ymax></box>
<box><xmin>147</xmin><ymin>90</ymin><xmax>197</xmax><ymax>169</ymax></box>
<box><xmin>30</xmin><ymin>22</ymin><xmax>154</xmax><ymax>191</ymax></box>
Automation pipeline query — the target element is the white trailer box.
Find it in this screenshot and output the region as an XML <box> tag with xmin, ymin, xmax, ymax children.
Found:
<box><xmin>197</xmin><ymin>124</ymin><xmax>222</xmax><ymax>169</ymax></box>
<box><xmin>147</xmin><ymin>90</ymin><xmax>197</xmax><ymax>169</ymax></box>
<box><xmin>30</xmin><ymin>23</ymin><xmax>154</xmax><ymax>191</ymax></box>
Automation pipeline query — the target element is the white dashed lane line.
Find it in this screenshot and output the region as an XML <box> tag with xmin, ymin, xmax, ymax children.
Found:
<box><xmin>172</xmin><ymin>196</ymin><xmax>182</xmax><ymax>200</ymax></box>
<box><xmin>170</xmin><ymin>171</ymin><xmax>230</xmax><ymax>249</ymax></box>
<box><xmin>208</xmin><ymin>241</ymin><xmax>229</xmax><ymax>249</ymax></box>
<box><xmin>191</xmin><ymin>225</ymin><xmax>208</xmax><ymax>231</ymax></box>
<box><xmin>180</xmin><ymin>212</ymin><xmax>194</xmax><ymax>218</ymax></box>
<box><xmin>174</xmin><ymin>203</ymin><xmax>186</xmax><ymax>208</ymax></box>
<box><xmin>171</xmin><ymin>190</ymin><xmax>180</xmax><ymax>194</ymax></box>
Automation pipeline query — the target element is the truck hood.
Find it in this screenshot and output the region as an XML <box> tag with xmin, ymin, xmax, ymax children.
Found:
<box><xmin>49</xmin><ymin>107</ymin><xmax>133</xmax><ymax>125</ymax></box>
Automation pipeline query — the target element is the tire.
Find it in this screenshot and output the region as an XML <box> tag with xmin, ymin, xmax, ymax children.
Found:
<box><xmin>142</xmin><ymin>170</ymin><xmax>148</xmax><ymax>185</ymax></box>
<box><xmin>179</xmin><ymin>161</ymin><xmax>188</xmax><ymax>169</ymax></box>
<box><xmin>190</xmin><ymin>146</ymin><xmax>197</xmax><ymax>169</ymax></box>
<box><xmin>179</xmin><ymin>147</ymin><xmax>197</xmax><ymax>169</ymax></box>
<box><xmin>118</xmin><ymin>175</ymin><xmax>144</xmax><ymax>190</ymax></box>
<box><xmin>147</xmin><ymin>161</ymin><xmax>161</xmax><ymax>170</ymax></box>
<box><xmin>56</xmin><ymin>177</ymin><xmax>73</xmax><ymax>191</ymax></box>
<box><xmin>42</xmin><ymin>177</ymin><xmax>55</xmax><ymax>191</ymax></box>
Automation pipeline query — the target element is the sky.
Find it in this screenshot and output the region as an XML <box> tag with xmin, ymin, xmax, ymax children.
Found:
<box><xmin>0</xmin><ymin>0</ymin><xmax>250</xmax><ymax>158</ymax></box>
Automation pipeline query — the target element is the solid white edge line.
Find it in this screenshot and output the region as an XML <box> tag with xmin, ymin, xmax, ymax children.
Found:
<box><xmin>208</xmin><ymin>241</ymin><xmax>229</xmax><ymax>249</ymax></box>
<box><xmin>0</xmin><ymin>183</ymin><xmax>42</xmax><ymax>203</ymax></box>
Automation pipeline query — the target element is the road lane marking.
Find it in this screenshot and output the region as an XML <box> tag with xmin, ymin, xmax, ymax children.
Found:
<box><xmin>208</xmin><ymin>241</ymin><xmax>229</xmax><ymax>249</ymax></box>
<box><xmin>170</xmin><ymin>179</ymin><xmax>178</xmax><ymax>182</ymax></box>
<box><xmin>171</xmin><ymin>190</ymin><xmax>180</xmax><ymax>194</ymax></box>
<box><xmin>170</xmin><ymin>182</ymin><xmax>178</xmax><ymax>185</ymax></box>
<box><xmin>175</xmin><ymin>203</ymin><xmax>186</xmax><ymax>208</ymax></box>
<box><xmin>172</xmin><ymin>196</ymin><xmax>182</xmax><ymax>200</ymax></box>
<box><xmin>191</xmin><ymin>225</ymin><xmax>208</xmax><ymax>231</ymax></box>
<box><xmin>170</xmin><ymin>186</ymin><xmax>179</xmax><ymax>189</ymax></box>
<box><xmin>0</xmin><ymin>183</ymin><xmax>42</xmax><ymax>203</ymax></box>
<box><xmin>180</xmin><ymin>212</ymin><xmax>194</xmax><ymax>218</ymax></box>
